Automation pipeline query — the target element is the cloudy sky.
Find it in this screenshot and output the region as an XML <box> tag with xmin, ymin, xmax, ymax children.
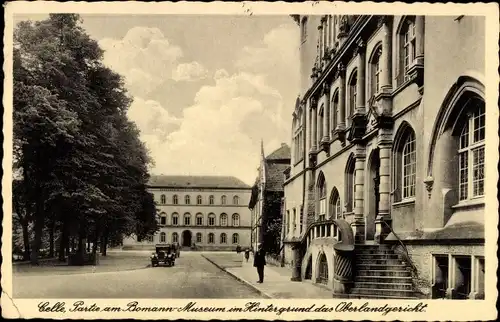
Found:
<box><xmin>16</xmin><ymin>14</ymin><xmax>300</xmax><ymax>185</ymax></box>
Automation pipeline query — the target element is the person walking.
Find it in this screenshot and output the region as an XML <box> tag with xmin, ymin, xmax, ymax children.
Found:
<box><xmin>244</xmin><ymin>248</ymin><xmax>250</xmax><ymax>262</ymax></box>
<box><xmin>253</xmin><ymin>243</ymin><xmax>266</xmax><ymax>283</ymax></box>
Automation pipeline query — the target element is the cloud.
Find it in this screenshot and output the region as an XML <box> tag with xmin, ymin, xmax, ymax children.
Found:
<box><xmin>172</xmin><ymin>61</ymin><xmax>208</xmax><ymax>82</ymax></box>
<box><xmin>99</xmin><ymin>27</ymin><xmax>183</xmax><ymax>97</ymax></box>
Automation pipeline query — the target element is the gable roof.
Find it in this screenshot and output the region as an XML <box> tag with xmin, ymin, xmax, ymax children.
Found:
<box><xmin>148</xmin><ymin>175</ymin><xmax>251</xmax><ymax>189</ymax></box>
<box><xmin>266</xmin><ymin>143</ymin><xmax>291</xmax><ymax>161</ymax></box>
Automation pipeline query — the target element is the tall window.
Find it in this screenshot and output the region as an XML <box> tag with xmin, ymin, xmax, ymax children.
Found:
<box><xmin>370</xmin><ymin>46</ymin><xmax>382</xmax><ymax>96</ymax></box>
<box><xmin>220</xmin><ymin>213</ymin><xmax>228</xmax><ymax>226</ymax></box>
<box><xmin>301</xmin><ymin>17</ymin><xmax>308</xmax><ymax>42</ymax></box>
<box><xmin>286</xmin><ymin>210</ymin><xmax>290</xmax><ymax>234</ymax></box>
<box><xmin>402</xmin><ymin>131</ymin><xmax>417</xmax><ymax>199</ymax></box>
<box><xmin>172</xmin><ymin>213</ymin><xmax>179</xmax><ymax>226</ymax></box>
<box><xmin>232</xmin><ymin>233</ymin><xmax>239</xmax><ymax>244</ymax></box>
<box><xmin>348</xmin><ymin>71</ymin><xmax>357</xmax><ymax>123</ymax></box>
<box><xmin>196</xmin><ymin>233</ymin><xmax>202</xmax><ymax>243</ymax></box>
<box><xmin>220</xmin><ymin>233</ymin><xmax>227</xmax><ymax>244</ymax></box>
<box><xmin>208</xmin><ymin>213</ymin><xmax>216</xmax><ymax>226</ymax></box>
<box><xmin>208</xmin><ymin>233</ymin><xmax>214</xmax><ymax>244</ymax></box>
<box><xmin>400</xmin><ymin>17</ymin><xmax>416</xmax><ymax>83</ymax></box>
<box><xmin>329</xmin><ymin>187</ymin><xmax>342</xmax><ymax>219</ymax></box>
<box><xmin>232</xmin><ymin>214</ymin><xmax>240</xmax><ymax>227</ymax></box>
<box><xmin>173</xmin><ymin>195</ymin><xmax>178</xmax><ymax>205</ymax></box>
<box><xmin>459</xmin><ymin>104</ymin><xmax>485</xmax><ymax>201</ymax></box>
<box><xmin>209</xmin><ymin>195</ymin><xmax>214</xmax><ymax>205</ymax></box>
<box><xmin>345</xmin><ymin>155</ymin><xmax>355</xmax><ymax>213</ymax></box>
<box><xmin>159</xmin><ymin>213</ymin><xmax>167</xmax><ymax>226</ymax></box>
<box><xmin>317</xmin><ymin>173</ymin><xmax>327</xmax><ymax>221</ymax></box>
<box><xmin>221</xmin><ymin>195</ymin><xmax>227</xmax><ymax>205</ymax></box>
<box><xmin>196</xmin><ymin>213</ymin><xmax>203</xmax><ymax>226</ymax></box>
<box><xmin>185</xmin><ymin>195</ymin><xmax>190</xmax><ymax>205</ymax></box>
<box><xmin>318</xmin><ymin>105</ymin><xmax>324</xmax><ymax>141</ymax></box>
<box><xmin>233</xmin><ymin>196</ymin><xmax>239</xmax><ymax>205</ymax></box>
<box><xmin>331</xmin><ymin>91</ymin><xmax>339</xmax><ymax>131</ymax></box>
<box><xmin>292</xmin><ymin>208</ymin><xmax>297</xmax><ymax>232</ymax></box>
<box><xmin>172</xmin><ymin>232</ymin><xmax>178</xmax><ymax>243</ymax></box>
<box><xmin>197</xmin><ymin>195</ymin><xmax>202</xmax><ymax>205</ymax></box>
<box><xmin>184</xmin><ymin>213</ymin><xmax>191</xmax><ymax>226</ymax></box>
<box><xmin>160</xmin><ymin>232</ymin><xmax>166</xmax><ymax>243</ymax></box>
<box><xmin>160</xmin><ymin>194</ymin><xmax>166</xmax><ymax>204</ymax></box>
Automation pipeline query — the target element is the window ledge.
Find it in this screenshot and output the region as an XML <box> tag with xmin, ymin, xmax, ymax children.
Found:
<box><xmin>452</xmin><ymin>198</ymin><xmax>485</xmax><ymax>210</ymax></box>
<box><xmin>392</xmin><ymin>198</ymin><xmax>416</xmax><ymax>208</ymax></box>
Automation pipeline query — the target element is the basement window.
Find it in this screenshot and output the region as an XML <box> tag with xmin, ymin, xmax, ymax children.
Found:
<box><xmin>452</xmin><ymin>256</ymin><xmax>472</xmax><ymax>299</ymax></box>
<box><xmin>432</xmin><ymin>255</ymin><xmax>449</xmax><ymax>299</ymax></box>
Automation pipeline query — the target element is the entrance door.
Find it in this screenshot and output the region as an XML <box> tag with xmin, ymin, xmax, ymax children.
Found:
<box><xmin>182</xmin><ymin>230</ymin><xmax>192</xmax><ymax>247</ymax></box>
<box><xmin>366</xmin><ymin>148</ymin><xmax>380</xmax><ymax>240</ymax></box>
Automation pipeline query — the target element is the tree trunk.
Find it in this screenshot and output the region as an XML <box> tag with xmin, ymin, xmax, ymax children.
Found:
<box><xmin>87</xmin><ymin>238</ymin><xmax>91</xmax><ymax>253</ymax></box>
<box><xmin>21</xmin><ymin>219</ymin><xmax>31</xmax><ymax>261</ymax></box>
<box><xmin>30</xmin><ymin>212</ymin><xmax>44</xmax><ymax>265</ymax></box>
<box><xmin>58</xmin><ymin>221</ymin><xmax>67</xmax><ymax>262</ymax></box>
<box><xmin>49</xmin><ymin>220</ymin><xmax>55</xmax><ymax>258</ymax></box>
<box><xmin>101</xmin><ymin>228</ymin><xmax>108</xmax><ymax>256</ymax></box>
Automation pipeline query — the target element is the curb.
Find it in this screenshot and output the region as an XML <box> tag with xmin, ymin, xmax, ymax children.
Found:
<box><xmin>201</xmin><ymin>254</ymin><xmax>273</xmax><ymax>299</ymax></box>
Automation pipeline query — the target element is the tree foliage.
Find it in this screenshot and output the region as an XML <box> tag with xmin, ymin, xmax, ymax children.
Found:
<box><xmin>13</xmin><ymin>14</ymin><xmax>158</xmax><ymax>264</ymax></box>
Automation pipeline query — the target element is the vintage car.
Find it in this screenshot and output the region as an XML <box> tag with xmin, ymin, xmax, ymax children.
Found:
<box><xmin>151</xmin><ymin>244</ymin><xmax>176</xmax><ymax>267</ymax></box>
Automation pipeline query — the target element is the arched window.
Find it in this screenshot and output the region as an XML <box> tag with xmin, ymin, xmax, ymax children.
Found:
<box><xmin>317</xmin><ymin>252</ymin><xmax>329</xmax><ymax>284</ymax></box>
<box><xmin>160</xmin><ymin>232</ymin><xmax>166</xmax><ymax>243</ymax></box>
<box><xmin>209</xmin><ymin>195</ymin><xmax>214</xmax><ymax>205</ymax></box>
<box><xmin>232</xmin><ymin>214</ymin><xmax>240</xmax><ymax>227</ymax></box>
<box><xmin>220</xmin><ymin>213</ymin><xmax>228</xmax><ymax>226</ymax></box>
<box><xmin>318</xmin><ymin>104</ymin><xmax>324</xmax><ymax>142</ymax></box>
<box><xmin>173</xmin><ymin>195</ymin><xmax>178</xmax><ymax>205</ymax></box>
<box><xmin>399</xmin><ymin>16</ymin><xmax>416</xmax><ymax>84</ymax></box>
<box><xmin>148</xmin><ymin>235</ymin><xmax>154</xmax><ymax>243</ymax></box>
<box><xmin>208</xmin><ymin>213</ymin><xmax>216</xmax><ymax>226</ymax></box>
<box><xmin>184</xmin><ymin>213</ymin><xmax>191</xmax><ymax>226</ymax></box>
<box><xmin>171</xmin><ymin>213</ymin><xmax>179</xmax><ymax>226</ymax></box>
<box><xmin>197</xmin><ymin>195</ymin><xmax>202</xmax><ymax>205</ymax></box>
<box><xmin>345</xmin><ymin>154</ymin><xmax>356</xmax><ymax>213</ymax></box>
<box><xmin>232</xmin><ymin>233</ymin><xmax>239</xmax><ymax>244</ymax></box>
<box><xmin>348</xmin><ymin>70</ymin><xmax>357</xmax><ymax>124</ymax></box>
<box><xmin>185</xmin><ymin>195</ymin><xmax>190</xmax><ymax>205</ymax></box>
<box><xmin>172</xmin><ymin>232</ymin><xmax>178</xmax><ymax>243</ymax></box>
<box><xmin>160</xmin><ymin>194</ymin><xmax>166</xmax><ymax>204</ymax></box>
<box><xmin>331</xmin><ymin>90</ymin><xmax>339</xmax><ymax>132</ymax></box>
<box><xmin>233</xmin><ymin>195</ymin><xmax>239</xmax><ymax>205</ymax></box>
<box><xmin>221</xmin><ymin>195</ymin><xmax>227</xmax><ymax>205</ymax></box>
<box><xmin>317</xmin><ymin>172</ymin><xmax>327</xmax><ymax>221</ymax></box>
<box><xmin>329</xmin><ymin>187</ymin><xmax>342</xmax><ymax>219</ymax></box>
<box><xmin>220</xmin><ymin>233</ymin><xmax>227</xmax><ymax>244</ymax></box>
<box><xmin>196</xmin><ymin>213</ymin><xmax>203</xmax><ymax>226</ymax></box>
<box><xmin>370</xmin><ymin>44</ymin><xmax>382</xmax><ymax>97</ymax></box>
<box><xmin>196</xmin><ymin>233</ymin><xmax>202</xmax><ymax>243</ymax></box>
<box><xmin>458</xmin><ymin>103</ymin><xmax>485</xmax><ymax>201</ymax></box>
<box><xmin>208</xmin><ymin>233</ymin><xmax>215</xmax><ymax>244</ymax></box>
<box><xmin>393</xmin><ymin>123</ymin><xmax>417</xmax><ymax>202</ymax></box>
<box><xmin>159</xmin><ymin>212</ymin><xmax>167</xmax><ymax>226</ymax></box>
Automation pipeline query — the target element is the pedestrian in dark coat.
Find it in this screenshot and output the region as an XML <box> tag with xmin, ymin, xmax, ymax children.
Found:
<box><xmin>253</xmin><ymin>243</ymin><xmax>266</xmax><ymax>283</ymax></box>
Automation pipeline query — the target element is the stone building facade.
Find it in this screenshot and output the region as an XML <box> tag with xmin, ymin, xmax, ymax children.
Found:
<box><xmin>123</xmin><ymin>175</ymin><xmax>252</xmax><ymax>251</ymax></box>
<box><xmin>283</xmin><ymin>14</ymin><xmax>485</xmax><ymax>299</ymax></box>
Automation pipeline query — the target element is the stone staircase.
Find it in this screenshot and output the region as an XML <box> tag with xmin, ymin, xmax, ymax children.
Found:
<box><xmin>349</xmin><ymin>244</ymin><xmax>417</xmax><ymax>299</ymax></box>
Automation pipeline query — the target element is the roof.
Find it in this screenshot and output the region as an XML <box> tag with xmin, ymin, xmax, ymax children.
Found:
<box><xmin>265</xmin><ymin>163</ymin><xmax>290</xmax><ymax>192</ymax></box>
<box><xmin>266</xmin><ymin>143</ymin><xmax>291</xmax><ymax>161</ymax></box>
<box><xmin>148</xmin><ymin>175</ymin><xmax>251</xmax><ymax>189</ymax></box>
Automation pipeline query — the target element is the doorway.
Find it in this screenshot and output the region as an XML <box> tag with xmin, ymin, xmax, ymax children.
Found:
<box><xmin>304</xmin><ymin>256</ymin><xmax>312</xmax><ymax>280</ymax></box>
<box><xmin>181</xmin><ymin>230</ymin><xmax>192</xmax><ymax>247</ymax></box>
<box><xmin>366</xmin><ymin>148</ymin><xmax>380</xmax><ymax>241</ymax></box>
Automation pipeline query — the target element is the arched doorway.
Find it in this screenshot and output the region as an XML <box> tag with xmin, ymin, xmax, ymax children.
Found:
<box><xmin>181</xmin><ymin>230</ymin><xmax>192</xmax><ymax>247</ymax></box>
<box><xmin>366</xmin><ymin>148</ymin><xmax>380</xmax><ymax>241</ymax></box>
<box><xmin>304</xmin><ymin>256</ymin><xmax>312</xmax><ymax>280</ymax></box>
<box><xmin>317</xmin><ymin>252</ymin><xmax>329</xmax><ymax>284</ymax></box>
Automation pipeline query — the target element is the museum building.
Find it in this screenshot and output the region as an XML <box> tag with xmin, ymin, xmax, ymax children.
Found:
<box><xmin>282</xmin><ymin>14</ymin><xmax>486</xmax><ymax>299</ymax></box>
<box><xmin>123</xmin><ymin>175</ymin><xmax>252</xmax><ymax>251</ymax></box>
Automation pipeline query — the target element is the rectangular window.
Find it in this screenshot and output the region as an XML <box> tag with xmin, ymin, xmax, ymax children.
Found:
<box><xmin>286</xmin><ymin>211</ymin><xmax>290</xmax><ymax>234</ymax></box>
<box><xmin>292</xmin><ymin>208</ymin><xmax>297</xmax><ymax>232</ymax></box>
<box><xmin>473</xmin><ymin>257</ymin><xmax>485</xmax><ymax>299</ymax></box>
<box><xmin>453</xmin><ymin>256</ymin><xmax>472</xmax><ymax>299</ymax></box>
<box><xmin>196</xmin><ymin>216</ymin><xmax>203</xmax><ymax>226</ymax></box>
<box><xmin>459</xmin><ymin>151</ymin><xmax>469</xmax><ymax>201</ymax></box>
<box><xmin>472</xmin><ymin>146</ymin><xmax>485</xmax><ymax>197</ymax></box>
<box><xmin>432</xmin><ymin>255</ymin><xmax>449</xmax><ymax>299</ymax></box>
<box><xmin>208</xmin><ymin>217</ymin><xmax>215</xmax><ymax>226</ymax></box>
<box><xmin>172</xmin><ymin>216</ymin><xmax>178</xmax><ymax>226</ymax></box>
<box><xmin>160</xmin><ymin>216</ymin><xmax>166</xmax><ymax>226</ymax></box>
<box><xmin>319</xmin><ymin>199</ymin><xmax>326</xmax><ymax>221</ymax></box>
<box><xmin>184</xmin><ymin>216</ymin><xmax>191</xmax><ymax>226</ymax></box>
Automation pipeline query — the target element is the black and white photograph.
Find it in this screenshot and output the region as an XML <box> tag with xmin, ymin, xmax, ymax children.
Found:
<box><xmin>2</xmin><ymin>1</ymin><xmax>498</xmax><ymax>320</ymax></box>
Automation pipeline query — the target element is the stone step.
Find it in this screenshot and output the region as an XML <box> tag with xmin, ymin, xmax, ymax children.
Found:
<box><xmin>353</xmin><ymin>281</ymin><xmax>413</xmax><ymax>290</ymax></box>
<box><xmin>348</xmin><ymin>293</ymin><xmax>418</xmax><ymax>300</ymax></box>
<box><xmin>356</xmin><ymin>258</ymin><xmax>403</xmax><ymax>265</ymax></box>
<box><xmin>356</xmin><ymin>263</ymin><xmax>408</xmax><ymax>271</ymax></box>
<box><xmin>349</xmin><ymin>287</ymin><xmax>415</xmax><ymax>298</ymax></box>
<box><xmin>356</xmin><ymin>269</ymin><xmax>412</xmax><ymax>277</ymax></box>
<box><xmin>356</xmin><ymin>254</ymin><xmax>400</xmax><ymax>260</ymax></box>
<box><xmin>355</xmin><ymin>249</ymin><xmax>396</xmax><ymax>255</ymax></box>
<box><xmin>354</xmin><ymin>275</ymin><xmax>413</xmax><ymax>283</ymax></box>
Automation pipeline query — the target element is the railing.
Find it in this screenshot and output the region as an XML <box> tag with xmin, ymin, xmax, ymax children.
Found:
<box><xmin>381</xmin><ymin>220</ymin><xmax>418</xmax><ymax>277</ymax></box>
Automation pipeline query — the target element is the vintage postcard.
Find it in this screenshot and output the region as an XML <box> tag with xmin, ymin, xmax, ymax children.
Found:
<box><xmin>2</xmin><ymin>1</ymin><xmax>499</xmax><ymax>320</ymax></box>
